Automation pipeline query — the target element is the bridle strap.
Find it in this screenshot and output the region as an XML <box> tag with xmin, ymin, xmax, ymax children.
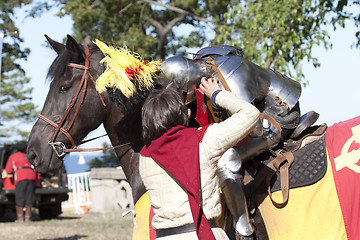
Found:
<box><xmin>39</xmin><ymin>111</ymin><xmax>136</xmax><ymax>156</ymax></box>
<box><xmin>89</xmin><ymin>72</ymin><xmax>107</xmax><ymax>108</ymax></box>
<box><xmin>39</xmin><ymin>45</ymin><xmax>107</xmax><ymax>153</ymax></box>
<box><xmin>45</xmin><ymin>46</ymin><xmax>90</xmax><ymax>146</ymax></box>
<box><xmin>68</xmin><ymin>63</ymin><xmax>106</xmax><ymax>108</ymax></box>
<box><xmin>38</xmin><ymin>114</ymin><xmax>76</xmax><ymax>148</ymax></box>
<box><xmin>64</xmin><ymin>142</ymin><xmax>133</xmax><ymax>154</ymax></box>
<box><xmin>67</xmin><ymin>63</ymin><xmax>87</xmax><ymax>69</ymax></box>
<box><xmin>39</xmin><ymin>45</ymin><xmax>137</xmax><ymax>157</ymax></box>
<box><xmin>65</xmin><ymin>67</ymin><xmax>88</xmax><ymax>132</ymax></box>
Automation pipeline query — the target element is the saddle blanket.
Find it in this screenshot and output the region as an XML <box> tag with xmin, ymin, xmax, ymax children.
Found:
<box><xmin>257</xmin><ymin>115</ymin><xmax>360</xmax><ymax>240</ymax></box>
<box><xmin>132</xmin><ymin>192</ymin><xmax>156</xmax><ymax>240</ymax></box>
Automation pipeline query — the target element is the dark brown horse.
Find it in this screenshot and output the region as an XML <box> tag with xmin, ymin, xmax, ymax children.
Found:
<box><xmin>26</xmin><ymin>35</ymin><xmax>147</xmax><ymax>204</ymax></box>
<box><xmin>27</xmin><ymin>35</ymin><xmax>359</xmax><ymax>240</ymax></box>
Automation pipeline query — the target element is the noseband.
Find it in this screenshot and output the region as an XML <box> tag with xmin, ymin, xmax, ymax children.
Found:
<box><xmin>38</xmin><ymin>45</ymin><xmax>107</xmax><ymax>157</ymax></box>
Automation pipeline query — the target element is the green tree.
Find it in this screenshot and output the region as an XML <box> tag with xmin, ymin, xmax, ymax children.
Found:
<box><xmin>30</xmin><ymin>0</ymin><xmax>233</xmax><ymax>59</ymax></box>
<box><xmin>0</xmin><ymin>0</ymin><xmax>39</xmax><ymax>143</ymax></box>
<box><xmin>32</xmin><ymin>0</ymin><xmax>360</xmax><ymax>84</ymax></box>
<box><xmin>216</xmin><ymin>0</ymin><xmax>359</xmax><ymax>84</ymax></box>
<box><xmin>87</xmin><ymin>142</ymin><xmax>119</xmax><ymax>169</ymax></box>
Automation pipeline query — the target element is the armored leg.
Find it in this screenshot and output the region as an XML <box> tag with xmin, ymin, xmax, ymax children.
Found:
<box><xmin>218</xmin><ymin>148</ymin><xmax>254</xmax><ymax>238</ymax></box>
<box><xmin>218</xmin><ymin>124</ymin><xmax>283</xmax><ymax>237</ymax></box>
<box><xmin>234</xmin><ymin>124</ymin><xmax>282</xmax><ymax>164</ymax></box>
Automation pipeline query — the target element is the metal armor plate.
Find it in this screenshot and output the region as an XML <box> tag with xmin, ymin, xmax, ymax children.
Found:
<box><xmin>196</xmin><ymin>45</ymin><xmax>301</xmax><ymax>114</ymax></box>
<box><xmin>194</xmin><ymin>45</ymin><xmax>244</xmax><ymax>59</ymax></box>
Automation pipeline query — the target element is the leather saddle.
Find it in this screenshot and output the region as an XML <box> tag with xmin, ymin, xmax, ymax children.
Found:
<box><xmin>258</xmin><ymin>131</ymin><xmax>327</xmax><ymax>193</ymax></box>
<box><xmin>289</xmin><ymin>111</ymin><xmax>320</xmax><ymax>140</ymax></box>
<box><xmin>244</xmin><ymin>111</ymin><xmax>328</xmax><ymax>207</ymax></box>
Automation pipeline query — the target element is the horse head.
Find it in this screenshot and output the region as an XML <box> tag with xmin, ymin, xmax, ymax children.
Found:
<box><xmin>27</xmin><ymin>35</ymin><xmax>149</xmax><ymax>202</ymax></box>
<box><xmin>27</xmin><ymin>35</ymin><xmax>110</xmax><ymax>173</ymax></box>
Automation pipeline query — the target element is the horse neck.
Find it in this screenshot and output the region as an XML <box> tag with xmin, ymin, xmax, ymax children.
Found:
<box><xmin>103</xmin><ymin>102</ymin><xmax>146</xmax><ymax>204</ymax></box>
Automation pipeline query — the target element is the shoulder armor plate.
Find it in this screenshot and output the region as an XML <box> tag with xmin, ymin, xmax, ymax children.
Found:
<box><xmin>194</xmin><ymin>45</ymin><xmax>244</xmax><ymax>60</ymax></box>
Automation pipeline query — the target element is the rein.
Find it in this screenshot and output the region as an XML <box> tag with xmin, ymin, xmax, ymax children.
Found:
<box><xmin>38</xmin><ymin>45</ymin><xmax>124</xmax><ymax>157</ymax></box>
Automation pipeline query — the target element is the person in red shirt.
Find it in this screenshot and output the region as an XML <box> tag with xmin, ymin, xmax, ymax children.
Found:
<box><xmin>3</xmin><ymin>148</ymin><xmax>36</xmax><ymax>223</ymax></box>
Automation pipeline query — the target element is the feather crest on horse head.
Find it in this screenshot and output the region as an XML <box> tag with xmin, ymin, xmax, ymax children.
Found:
<box><xmin>94</xmin><ymin>39</ymin><xmax>162</xmax><ymax>98</ymax></box>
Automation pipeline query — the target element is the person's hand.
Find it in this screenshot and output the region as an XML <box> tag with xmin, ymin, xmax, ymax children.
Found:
<box><xmin>1</xmin><ymin>170</ymin><xmax>8</xmax><ymax>179</ymax></box>
<box><xmin>199</xmin><ymin>77</ymin><xmax>221</xmax><ymax>99</ymax></box>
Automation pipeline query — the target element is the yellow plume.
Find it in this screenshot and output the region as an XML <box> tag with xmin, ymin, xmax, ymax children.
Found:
<box><xmin>94</xmin><ymin>39</ymin><xmax>162</xmax><ymax>98</ymax></box>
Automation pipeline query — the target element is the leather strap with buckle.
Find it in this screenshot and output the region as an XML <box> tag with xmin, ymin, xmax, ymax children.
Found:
<box><xmin>255</xmin><ymin>151</ymin><xmax>294</xmax><ymax>208</ymax></box>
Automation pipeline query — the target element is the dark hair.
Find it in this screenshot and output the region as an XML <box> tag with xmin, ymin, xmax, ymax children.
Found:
<box><xmin>142</xmin><ymin>88</ymin><xmax>188</xmax><ymax>146</ymax></box>
<box><xmin>10</xmin><ymin>147</ymin><xmax>19</xmax><ymax>155</ymax></box>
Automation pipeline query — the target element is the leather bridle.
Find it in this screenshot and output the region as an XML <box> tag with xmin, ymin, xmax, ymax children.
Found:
<box><xmin>38</xmin><ymin>45</ymin><xmax>107</xmax><ymax>157</ymax></box>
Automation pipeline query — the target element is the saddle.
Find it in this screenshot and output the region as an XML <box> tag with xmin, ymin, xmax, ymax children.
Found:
<box><xmin>267</xmin><ymin>131</ymin><xmax>327</xmax><ymax>192</ymax></box>
<box><xmin>244</xmin><ymin>112</ymin><xmax>328</xmax><ymax>207</ymax></box>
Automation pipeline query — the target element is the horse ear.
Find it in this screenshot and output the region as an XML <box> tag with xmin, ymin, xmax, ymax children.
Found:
<box><xmin>45</xmin><ymin>34</ymin><xmax>65</xmax><ymax>54</ymax></box>
<box><xmin>65</xmin><ymin>34</ymin><xmax>85</xmax><ymax>64</ymax></box>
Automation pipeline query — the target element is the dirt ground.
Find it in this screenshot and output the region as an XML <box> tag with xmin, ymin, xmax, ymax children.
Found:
<box><xmin>0</xmin><ymin>208</ymin><xmax>134</xmax><ymax>240</ymax></box>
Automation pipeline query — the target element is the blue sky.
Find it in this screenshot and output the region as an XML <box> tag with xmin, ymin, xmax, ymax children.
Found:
<box><xmin>13</xmin><ymin>4</ymin><xmax>360</xmax><ymax>146</ymax></box>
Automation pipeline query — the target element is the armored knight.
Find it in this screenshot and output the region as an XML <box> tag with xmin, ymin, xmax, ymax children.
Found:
<box><xmin>157</xmin><ymin>45</ymin><xmax>303</xmax><ymax>239</ymax></box>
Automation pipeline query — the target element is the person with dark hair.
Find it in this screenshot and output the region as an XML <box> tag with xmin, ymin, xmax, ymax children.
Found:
<box><xmin>139</xmin><ymin>77</ymin><xmax>260</xmax><ymax>239</ymax></box>
<box><xmin>3</xmin><ymin>148</ymin><xmax>36</xmax><ymax>223</ymax></box>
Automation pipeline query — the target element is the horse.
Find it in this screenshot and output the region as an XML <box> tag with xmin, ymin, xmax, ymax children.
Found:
<box><xmin>27</xmin><ymin>35</ymin><xmax>360</xmax><ymax>240</ymax></box>
<box><xmin>26</xmin><ymin>35</ymin><xmax>147</xmax><ymax>206</ymax></box>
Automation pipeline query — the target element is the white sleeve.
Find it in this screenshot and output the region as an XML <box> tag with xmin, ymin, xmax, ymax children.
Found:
<box><xmin>200</xmin><ymin>90</ymin><xmax>260</xmax><ymax>167</ymax></box>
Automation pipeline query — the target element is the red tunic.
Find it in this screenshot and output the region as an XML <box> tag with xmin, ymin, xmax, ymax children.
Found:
<box><xmin>5</xmin><ymin>152</ymin><xmax>36</xmax><ymax>184</ymax></box>
<box><xmin>141</xmin><ymin>125</ymin><xmax>215</xmax><ymax>240</ymax></box>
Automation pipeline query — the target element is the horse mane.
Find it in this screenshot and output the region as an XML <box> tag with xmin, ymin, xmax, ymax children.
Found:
<box><xmin>46</xmin><ymin>42</ymin><xmax>149</xmax><ymax>110</ymax></box>
<box><xmin>107</xmin><ymin>87</ymin><xmax>149</xmax><ymax>110</ymax></box>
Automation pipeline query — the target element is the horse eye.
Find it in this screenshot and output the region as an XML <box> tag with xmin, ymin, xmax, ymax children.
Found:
<box><xmin>60</xmin><ymin>85</ymin><xmax>70</xmax><ymax>93</ymax></box>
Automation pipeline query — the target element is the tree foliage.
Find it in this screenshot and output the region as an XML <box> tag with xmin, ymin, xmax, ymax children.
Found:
<box><xmin>216</xmin><ymin>0</ymin><xmax>359</xmax><ymax>84</ymax></box>
<box><xmin>32</xmin><ymin>0</ymin><xmax>360</xmax><ymax>85</ymax></box>
<box><xmin>32</xmin><ymin>0</ymin><xmax>233</xmax><ymax>60</ymax></box>
<box><xmin>0</xmin><ymin>0</ymin><xmax>39</xmax><ymax>143</ymax></box>
<box><xmin>87</xmin><ymin>142</ymin><xmax>119</xmax><ymax>169</ymax></box>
